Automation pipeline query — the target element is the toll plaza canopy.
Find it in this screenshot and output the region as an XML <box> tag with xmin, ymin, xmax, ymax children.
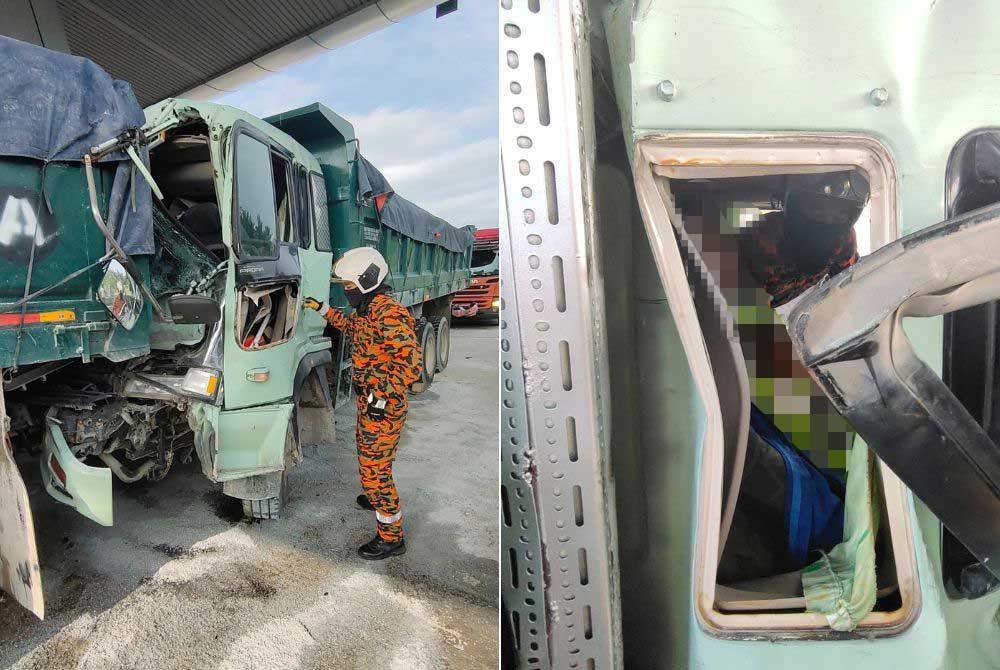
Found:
<box><xmin>357</xmin><ymin>155</ymin><xmax>476</xmax><ymax>254</ymax></box>
<box><xmin>0</xmin><ymin>36</ymin><xmax>153</xmax><ymax>254</ymax></box>
<box><xmin>7</xmin><ymin>1</ymin><xmax>440</xmax><ymax>107</ymax></box>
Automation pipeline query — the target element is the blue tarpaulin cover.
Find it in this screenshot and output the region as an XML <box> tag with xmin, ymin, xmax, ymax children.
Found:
<box><xmin>0</xmin><ymin>36</ymin><xmax>153</xmax><ymax>255</ymax></box>
<box><xmin>357</xmin><ymin>154</ymin><xmax>475</xmax><ymax>254</ymax></box>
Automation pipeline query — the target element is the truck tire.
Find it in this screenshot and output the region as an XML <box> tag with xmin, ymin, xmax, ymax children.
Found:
<box><xmin>410</xmin><ymin>320</ymin><xmax>437</xmax><ymax>394</ymax></box>
<box><xmin>429</xmin><ymin>315</ymin><xmax>450</xmax><ymax>372</ymax></box>
<box><xmin>241</xmin><ymin>414</ymin><xmax>296</xmax><ymax>520</ymax></box>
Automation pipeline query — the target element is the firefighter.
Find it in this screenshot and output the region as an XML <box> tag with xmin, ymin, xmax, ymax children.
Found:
<box><xmin>303</xmin><ymin>247</ymin><xmax>421</xmax><ymax>560</ymax></box>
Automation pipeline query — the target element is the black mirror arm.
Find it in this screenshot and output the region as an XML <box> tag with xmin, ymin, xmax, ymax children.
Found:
<box><xmin>786</xmin><ymin>203</ymin><xmax>1000</xmax><ymax>578</ymax></box>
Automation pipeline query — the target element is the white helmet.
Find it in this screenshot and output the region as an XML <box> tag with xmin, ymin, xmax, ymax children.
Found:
<box><xmin>333</xmin><ymin>247</ymin><xmax>389</xmax><ymax>294</ymax></box>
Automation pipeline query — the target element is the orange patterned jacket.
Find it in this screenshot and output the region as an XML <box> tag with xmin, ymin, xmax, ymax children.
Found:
<box><xmin>321</xmin><ymin>293</ymin><xmax>422</xmax><ymax>399</ymax></box>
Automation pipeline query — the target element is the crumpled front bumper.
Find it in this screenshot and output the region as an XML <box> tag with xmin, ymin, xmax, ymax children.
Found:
<box><xmin>40</xmin><ymin>417</ymin><xmax>113</xmax><ymax>526</ymax></box>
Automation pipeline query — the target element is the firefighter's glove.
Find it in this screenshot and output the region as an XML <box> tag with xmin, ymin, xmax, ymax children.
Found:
<box><xmin>303</xmin><ymin>297</ymin><xmax>322</xmax><ymax>311</ymax></box>
<box><xmin>365</xmin><ymin>391</ymin><xmax>388</xmax><ymax>421</ymax></box>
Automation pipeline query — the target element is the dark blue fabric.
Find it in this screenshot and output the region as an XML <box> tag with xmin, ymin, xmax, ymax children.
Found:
<box><xmin>356</xmin><ymin>154</ymin><xmax>475</xmax><ymax>254</ymax></box>
<box><xmin>750</xmin><ymin>404</ymin><xmax>844</xmax><ymax>564</ymax></box>
<box><xmin>0</xmin><ymin>37</ymin><xmax>145</xmax><ymax>162</ymax></box>
<box><xmin>0</xmin><ymin>36</ymin><xmax>152</xmax><ymax>255</ymax></box>
<box><xmin>106</xmin><ymin>150</ymin><xmax>154</xmax><ymax>255</ymax></box>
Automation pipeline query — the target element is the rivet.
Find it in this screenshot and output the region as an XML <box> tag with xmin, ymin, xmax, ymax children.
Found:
<box><xmin>869</xmin><ymin>87</ymin><xmax>889</xmax><ymax>107</ymax></box>
<box><xmin>657</xmin><ymin>79</ymin><xmax>676</xmax><ymax>102</ymax></box>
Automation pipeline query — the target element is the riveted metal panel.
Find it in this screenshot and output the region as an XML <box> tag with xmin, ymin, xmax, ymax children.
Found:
<box><xmin>499</xmin><ymin>0</ymin><xmax>622</xmax><ymax>667</ymax></box>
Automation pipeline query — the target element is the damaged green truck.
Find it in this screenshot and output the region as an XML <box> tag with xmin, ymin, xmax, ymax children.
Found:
<box><xmin>0</xmin><ymin>37</ymin><xmax>473</xmax><ymax>618</ymax></box>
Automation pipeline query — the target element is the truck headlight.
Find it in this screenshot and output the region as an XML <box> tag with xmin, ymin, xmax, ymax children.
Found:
<box><xmin>492</xmin><ymin>299</ymin><xmax>501</xmax><ymax>309</ymax></box>
<box><xmin>181</xmin><ymin>368</ymin><xmax>220</xmax><ymax>398</ymax></box>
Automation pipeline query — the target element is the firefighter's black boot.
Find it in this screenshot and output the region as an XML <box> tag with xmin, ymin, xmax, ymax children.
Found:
<box><xmin>356</xmin><ymin>494</ymin><xmax>374</xmax><ymax>511</ymax></box>
<box><xmin>358</xmin><ymin>535</ymin><xmax>406</xmax><ymax>560</ymax></box>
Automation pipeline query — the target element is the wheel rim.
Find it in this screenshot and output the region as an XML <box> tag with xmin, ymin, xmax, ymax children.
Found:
<box><xmin>438</xmin><ymin>319</ymin><xmax>450</xmax><ymax>365</ymax></box>
<box><xmin>425</xmin><ymin>331</ymin><xmax>437</xmax><ymax>378</ymax></box>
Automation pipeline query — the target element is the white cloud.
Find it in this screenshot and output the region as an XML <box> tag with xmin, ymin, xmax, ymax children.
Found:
<box><xmin>215</xmin><ymin>73</ymin><xmax>327</xmax><ymax>120</ymax></box>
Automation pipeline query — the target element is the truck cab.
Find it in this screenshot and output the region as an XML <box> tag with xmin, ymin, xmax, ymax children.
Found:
<box><xmin>452</xmin><ymin>227</ymin><xmax>499</xmax><ymax>320</ymax></box>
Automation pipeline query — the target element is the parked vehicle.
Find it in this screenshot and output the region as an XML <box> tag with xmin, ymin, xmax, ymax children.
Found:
<box><xmin>0</xmin><ymin>38</ymin><xmax>473</xmax><ymax>619</ymax></box>
<box><xmin>452</xmin><ymin>227</ymin><xmax>499</xmax><ymax>320</ymax></box>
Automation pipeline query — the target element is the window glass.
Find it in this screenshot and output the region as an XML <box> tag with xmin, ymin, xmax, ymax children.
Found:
<box><xmin>271</xmin><ymin>151</ymin><xmax>294</xmax><ymax>245</ymax></box>
<box><xmin>311</xmin><ymin>173</ymin><xmax>332</xmax><ymax>251</ymax></box>
<box><xmin>296</xmin><ymin>166</ymin><xmax>311</xmax><ymax>248</ymax></box>
<box><xmin>235</xmin><ymin>134</ymin><xmax>278</xmax><ymax>258</ymax></box>
<box><xmin>472</xmin><ymin>249</ymin><xmax>497</xmax><ymax>268</ymax></box>
<box><xmin>942</xmin><ymin>129</ymin><xmax>1000</xmax><ymax>599</ymax></box>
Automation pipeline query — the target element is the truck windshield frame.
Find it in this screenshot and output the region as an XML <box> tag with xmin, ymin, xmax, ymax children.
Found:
<box><xmin>295</xmin><ymin>164</ymin><xmax>311</xmax><ymax>249</ymax></box>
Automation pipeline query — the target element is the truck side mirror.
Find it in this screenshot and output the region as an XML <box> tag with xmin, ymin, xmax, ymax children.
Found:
<box><xmin>98</xmin><ymin>259</ymin><xmax>144</xmax><ymax>330</ymax></box>
<box><xmin>167</xmin><ymin>294</ymin><xmax>221</xmax><ymax>324</ymax></box>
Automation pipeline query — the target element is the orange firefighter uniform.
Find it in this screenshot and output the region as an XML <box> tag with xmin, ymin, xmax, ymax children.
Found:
<box><xmin>319</xmin><ymin>292</ymin><xmax>421</xmax><ymax>542</ymax></box>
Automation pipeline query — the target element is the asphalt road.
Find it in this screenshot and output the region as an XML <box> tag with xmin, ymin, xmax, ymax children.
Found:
<box><xmin>0</xmin><ymin>320</ymin><xmax>498</xmax><ymax>670</ymax></box>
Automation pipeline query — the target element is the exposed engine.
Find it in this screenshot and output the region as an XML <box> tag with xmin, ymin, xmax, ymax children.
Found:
<box><xmin>6</xmin><ymin>357</ymin><xmax>196</xmax><ymax>484</ymax></box>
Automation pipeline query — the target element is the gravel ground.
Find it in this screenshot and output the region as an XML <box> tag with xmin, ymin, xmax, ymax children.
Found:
<box><xmin>0</xmin><ymin>321</ymin><xmax>498</xmax><ymax>670</ymax></box>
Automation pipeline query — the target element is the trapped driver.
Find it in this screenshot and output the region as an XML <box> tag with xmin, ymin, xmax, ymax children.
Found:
<box><xmin>304</xmin><ymin>247</ymin><xmax>421</xmax><ymax>560</ymax></box>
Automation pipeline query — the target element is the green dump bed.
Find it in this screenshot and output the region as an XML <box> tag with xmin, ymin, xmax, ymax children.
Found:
<box><xmin>0</xmin><ymin>160</ymin><xmax>151</xmax><ymax>369</ymax></box>
<box><xmin>265</xmin><ymin>104</ymin><xmax>474</xmax><ymax>310</ymax></box>
<box><xmin>0</xmin><ymin>36</ymin><xmax>155</xmax><ymax>370</ymax></box>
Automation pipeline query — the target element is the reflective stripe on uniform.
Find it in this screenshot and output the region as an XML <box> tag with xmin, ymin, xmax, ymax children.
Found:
<box><xmin>376</xmin><ymin>509</ymin><xmax>402</xmax><ymax>524</ymax></box>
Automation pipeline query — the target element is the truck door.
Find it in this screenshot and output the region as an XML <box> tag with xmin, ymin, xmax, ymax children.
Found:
<box><xmin>223</xmin><ymin>126</ymin><xmax>304</xmax><ymax>410</ymax></box>
<box><xmin>783</xmin><ymin>201</ymin><xmax>1000</xmax><ymax>581</ymax></box>
<box><xmin>293</xmin><ymin>164</ymin><xmax>333</xmax><ymax>341</ymax></box>
<box><xmin>0</xmin><ymin>391</ymin><xmax>43</xmax><ymax>618</ymax></box>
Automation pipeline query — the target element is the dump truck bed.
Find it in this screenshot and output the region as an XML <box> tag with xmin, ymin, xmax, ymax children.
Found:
<box><xmin>0</xmin><ymin>159</ymin><xmax>151</xmax><ymax>369</ymax></box>
<box><xmin>0</xmin><ymin>37</ymin><xmax>156</xmax><ymax>370</ymax></box>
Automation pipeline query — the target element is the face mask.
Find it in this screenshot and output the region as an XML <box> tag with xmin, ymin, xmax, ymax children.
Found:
<box><xmin>345</xmin><ymin>286</ymin><xmax>365</xmax><ymax>308</ymax></box>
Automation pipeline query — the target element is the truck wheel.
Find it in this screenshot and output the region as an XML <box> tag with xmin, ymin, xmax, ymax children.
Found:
<box><xmin>242</xmin><ymin>477</ymin><xmax>285</xmax><ymax>520</ymax></box>
<box><xmin>410</xmin><ymin>320</ymin><xmax>437</xmax><ymax>394</ymax></box>
<box><xmin>241</xmin><ymin>414</ymin><xmax>296</xmax><ymax>520</ymax></box>
<box><xmin>430</xmin><ymin>316</ymin><xmax>451</xmax><ymax>372</ymax></box>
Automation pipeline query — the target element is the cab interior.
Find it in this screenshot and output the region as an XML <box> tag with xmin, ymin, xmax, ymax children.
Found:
<box><xmin>149</xmin><ymin>122</ymin><xmax>225</xmax><ymax>258</ymax></box>
<box><xmin>661</xmin><ymin>169</ymin><xmax>906</xmax><ymax>616</ymax></box>
<box><xmin>594</xmin><ymin>141</ymin><xmax>919</xmax><ymax>647</ymax></box>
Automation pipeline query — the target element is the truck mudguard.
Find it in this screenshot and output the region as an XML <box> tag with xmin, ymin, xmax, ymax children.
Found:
<box><xmin>293</xmin><ymin>349</ymin><xmax>333</xmax><ymax>407</ymax></box>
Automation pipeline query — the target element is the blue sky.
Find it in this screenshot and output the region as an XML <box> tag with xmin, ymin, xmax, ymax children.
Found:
<box><xmin>214</xmin><ymin>3</ymin><xmax>498</xmax><ymax>230</ymax></box>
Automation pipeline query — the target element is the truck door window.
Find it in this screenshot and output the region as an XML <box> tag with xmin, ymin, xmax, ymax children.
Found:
<box><xmin>295</xmin><ymin>165</ymin><xmax>311</xmax><ymax>249</ymax></box>
<box><xmin>629</xmin><ymin>136</ymin><xmax>917</xmax><ymax>637</ymax></box>
<box><xmin>271</xmin><ymin>151</ymin><xmax>294</xmax><ymax>245</ymax></box>
<box><xmin>234</xmin><ymin>134</ymin><xmax>278</xmax><ymax>259</ymax></box>
<box><xmin>310</xmin><ymin>173</ymin><xmax>332</xmax><ymax>252</ymax></box>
